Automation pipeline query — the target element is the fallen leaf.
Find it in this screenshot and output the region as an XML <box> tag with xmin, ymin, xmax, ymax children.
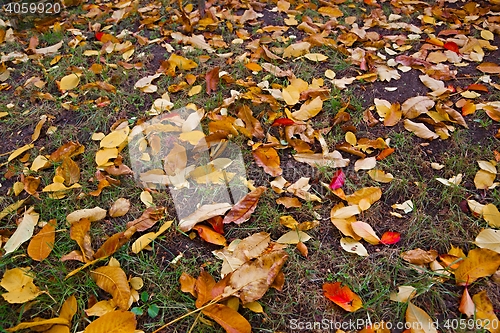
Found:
<box><xmin>404</xmin><ymin>119</ymin><xmax>439</xmax><ymax>140</ymax></box>
<box><xmin>483</xmin><ymin>204</ymin><xmax>500</xmax><ymax>228</ymax></box>
<box><xmin>329</xmin><ymin>169</ymin><xmax>345</xmax><ymax>190</ymax></box>
<box><xmin>223</xmin><ymin>186</ymin><xmax>266</xmax><ymax>225</ymax></box>
<box><xmin>3</xmin><ymin>208</ymin><xmax>39</xmax><ymax>255</ymax></box>
<box><xmin>109</xmin><ymin>198</ymin><xmax>130</xmax><ymax>217</ymax></box>
<box><xmin>390</xmin><ymin>286</ymin><xmax>417</xmax><ymax>302</ymax></box>
<box><xmin>401</xmin><ymin>248</ymin><xmax>438</xmax><ymax>265</ymax></box>
<box><xmin>475</xmin><ymin>229</ymin><xmax>500</xmax><ymax>253</ymax></box>
<box><xmin>131</xmin><ymin>221</ymin><xmax>173</xmax><ymax>253</ymax></box>
<box><xmin>472</xmin><ymin>290</ymin><xmax>500</xmax><ymax>333</ymax></box>
<box><xmin>351</xmin><ymin>222</ymin><xmax>380</xmax><ymax>245</ymax></box>
<box><xmin>354</xmin><ymin>157</ymin><xmax>377</xmax><ymax>171</ymax></box>
<box><xmin>323</xmin><ymin>282</ymin><xmax>363</xmax><ymax>312</ymax></box>
<box><xmin>91</xmin><ymin>266</ymin><xmax>131</xmax><ymax>310</ymax></box>
<box><xmin>454</xmin><ymin>248</ymin><xmax>500</xmax><ymax>285</ymax></box>
<box><xmin>1</xmin><ymin>267</ymin><xmax>43</xmax><ymax>303</ymax></box>
<box><xmin>340</xmin><ymin>237</ymin><xmax>368</xmax><ymax>256</ymax></box>
<box><xmin>84</xmin><ymin>310</ymin><xmax>136</xmax><ymax>333</ymax></box>
<box><xmin>380</xmin><ymin>231</ymin><xmax>401</xmax><ymax>245</ymax></box>
<box><xmin>368</xmin><ymin>169</ymin><xmax>394</xmax><ymax>183</ymax></box>
<box><xmin>179</xmin><ymin>203</ymin><xmax>232</xmax><ymax>232</ymax></box>
<box><xmin>67</xmin><ymin>207</ymin><xmax>107</xmax><ymax>225</ymax></box>
<box><xmin>253</xmin><ymin>147</ymin><xmax>282</xmax><ymax>177</ymax></box>
<box><xmin>140</xmin><ymin>190</ymin><xmax>154</xmax><ymax>208</ymax></box>
<box><xmin>206</xmin><ymin>66</ymin><xmax>219</xmax><ymax>94</ymax></box>
<box><xmin>276</xmin><ymin>230</ymin><xmax>311</xmax><ymax>244</ymax></box>
<box><xmin>405</xmin><ymin>302</ymin><xmax>438</xmax><ymax>333</ymax></box>
<box><xmin>59</xmin><ymin>74</ymin><xmax>80</xmax><ymax>91</ymax></box>
<box><xmin>459</xmin><ymin>287</ymin><xmax>475</xmax><ymax>318</ymax></box>
<box><xmin>202</xmin><ymin>304</ymin><xmax>251</xmax><ymax>333</ymax></box>
<box><xmin>27</xmin><ymin>220</ymin><xmax>56</xmax><ymax>261</ymax></box>
<box><xmin>477</xmin><ymin>62</ymin><xmax>500</xmax><ymax>74</ymax></box>
<box><xmin>126</xmin><ymin>207</ymin><xmax>165</xmax><ymax>232</ymax></box>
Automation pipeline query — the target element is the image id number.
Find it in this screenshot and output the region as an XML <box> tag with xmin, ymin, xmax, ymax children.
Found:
<box><xmin>3</xmin><ymin>1</ymin><xmax>61</xmax><ymax>15</ymax></box>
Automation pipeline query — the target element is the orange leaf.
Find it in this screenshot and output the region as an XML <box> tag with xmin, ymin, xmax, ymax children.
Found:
<box><xmin>193</xmin><ymin>225</ymin><xmax>227</xmax><ymax>246</ymax></box>
<box><xmin>206</xmin><ymin>66</ymin><xmax>219</xmax><ymax>94</ymax></box>
<box><xmin>179</xmin><ymin>272</ymin><xmax>197</xmax><ymax>297</ymax></box>
<box><xmin>126</xmin><ymin>207</ymin><xmax>165</xmax><ymax>232</ymax></box>
<box><xmin>206</xmin><ymin>216</ymin><xmax>224</xmax><ymax>234</ymax></box>
<box><xmin>323</xmin><ymin>282</ymin><xmax>363</xmax><ymax>312</ymax></box>
<box><xmin>202</xmin><ymin>304</ymin><xmax>252</xmax><ymax>333</ymax></box>
<box><xmin>223</xmin><ymin>186</ymin><xmax>266</xmax><ymax>225</ymax></box>
<box><xmin>252</xmin><ymin>147</ymin><xmax>282</xmax><ymax>177</ymax></box>
<box><xmin>27</xmin><ymin>220</ymin><xmax>56</xmax><ymax>261</ymax></box>
<box><xmin>459</xmin><ymin>287</ymin><xmax>475</xmax><ymax>317</ymax></box>
<box><xmin>380</xmin><ymin>231</ymin><xmax>401</xmax><ymax>245</ymax></box>
<box><xmin>195</xmin><ymin>268</ymin><xmax>216</xmax><ymax>308</ymax></box>
<box><xmin>472</xmin><ymin>290</ymin><xmax>500</xmax><ymax>332</ymax></box>
<box><xmin>245</xmin><ymin>62</ymin><xmax>262</xmax><ymax>72</ymax></box>
<box><xmin>376</xmin><ymin>147</ymin><xmax>395</xmax><ymax>161</ymax></box>
<box><xmin>466</xmin><ymin>83</ymin><xmax>489</xmax><ymax>92</ymax></box>
<box><xmin>93</xmin><ymin>228</ymin><xmax>136</xmax><ymax>259</ymax></box>
<box><xmin>461</xmin><ymin>100</ymin><xmax>476</xmax><ymax>116</ymax></box>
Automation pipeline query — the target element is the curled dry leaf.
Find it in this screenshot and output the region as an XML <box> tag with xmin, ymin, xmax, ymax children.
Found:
<box><xmin>223</xmin><ymin>186</ymin><xmax>266</xmax><ymax>225</ymax></box>
<box><xmin>126</xmin><ymin>207</ymin><xmax>166</xmax><ymax>232</ymax></box>
<box><xmin>3</xmin><ymin>208</ymin><xmax>39</xmax><ymax>256</ymax></box>
<box><xmin>401</xmin><ymin>248</ymin><xmax>438</xmax><ymax>265</ymax></box>
<box><xmin>131</xmin><ymin>221</ymin><xmax>173</xmax><ymax>253</ymax></box>
<box><xmin>66</xmin><ymin>207</ymin><xmax>107</xmax><ymax>225</ymax></box>
<box><xmin>253</xmin><ymin>147</ymin><xmax>282</xmax><ymax>177</ymax></box>
<box><xmin>178</xmin><ymin>203</ymin><xmax>232</xmax><ymax>232</ymax></box>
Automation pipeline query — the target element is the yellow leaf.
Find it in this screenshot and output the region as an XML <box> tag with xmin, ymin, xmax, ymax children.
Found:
<box><xmin>282</xmin><ymin>84</ymin><xmax>300</xmax><ymax>105</ymax></box>
<box><xmin>368</xmin><ymin>169</ymin><xmax>394</xmax><ymax>183</ymax></box>
<box><xmin>481</xmin><ymin>30</ymin><xmax>495</xmax><ymax>41</ymax></box>
<box><xmin>332</xmin><ymin>205</ymin><xmax>361</xmax><ymax>219</ymax></box>
<box><xmin>483</xmin><ymin>204</ymin><xmax>500</xmax><ymax>228</ymax></box>
<box><xmin>317</xmin><ymin>6</ymin><xmax>343</xmax><ymax>17</ymax></box>
<box><xmin>202</xmin><ymin>304</ymin><xmax>251</xmax><ymax>333</ymax></box>
<box><xmin>283</xmin><ymin>42</ymin><xmax>311</xmax><ymax>58</ymax></box>
<box><xmin>83</xmin><ymin>310</ymin><xmax>136</xmax><ymax>333</ymax></box>
<box><xmin>85</xmin><ymin>299</ymin><xmax>117</xmax><ymax>317</ymax></box>
<box><xmin>100</xmin><ymin>127</ymin><xmax>129</xmax><ymax>148</ymax></box>
<box><xmin>405</xmin><ymin>302</ymin><xmax>438</xmax><ymax>333</ymax></box>
<box><xmin>474</xmin><ymin>170</ymin><xmax>496</xmax><ymax>190</ymax></box>
<box><xmin>389</xmin><ymin>286</ymin><xmax>417</xmax><ymax>302</ymax></box>
<box><xmin>303</xmin><ymin>53</ymin><xmax>328</xmax><ymax>62</ymax></box>
<box><xmin>8</xmin><ymin>143</ymin><xmax>34</xmax><ymax>162</ymax></box>
<box><xmin>242</xmin><ymin>301</ymin><xmax>264</xmax><ymax>313</ymax></box>
<box><xmin>475</xmin><ymin>229</ymin><xmax>500</xmax><ymax>253</ymax></box>
<box><xmin>179</xmin><ymin>130</ymin><xmax>205</xmax><ymax>145</ymax></box>
<box><xmin>31</xmin><ymin>115</ymin><xmax>47</xmax><ymax>142</ymax></box>
<box><xmin>91</xmin><ymin>267</ymin><xmax>131</xmax><ymax>310</ymax></box>
<box><xmin>140</xmin><ymin>190</ymin><xmax>154</xmax><ymax>208</ymax></box>
<box><xmin>131</xmin><ymin>221</ymin><xmax>173</xmax><ymax>254</ymax></box>
<box><xmin>95</xmin><ymin>148</ymin><xmax>118</xmax><ymax>166</ymax></box>
<box><xmin>31</xmin><ymin>155</ymin><xmax>50</xmax><ymax>171</ymax></box>
<box><xmin>454</xmin><ymin>248</ymin><xmax>500</xmax><ymax>285</ymax></box>
<box><xmin>5</xmin><ymin>318</ymin><xmax>69</xmax><ymax>332</ymax></box>
<box><xmin>0</xmin><ymin>199</ymin><xmax>27</xmax><ymax>221</ymax></box>
<box><xmin>59</xmin><ymin>74</ymin><xmax>80</xmax><ymax>91</ymax></box>
<box><xmin>187</xmin><ymin>84</ymin><xmax>202</xmax><ymax>96</ymax></box>
<box><xmin>472</xmin><ymin>290</ymin><xmax>500</xmax><ymax>333</ymax></box>
<box><xmin>291</xmin><ymin>96</ymin><xmax>323</xmax><ymax>120</ymax></box>
<box><xmin>168</xmin><ymin>53</ymin><xmax>198</xmax><ymax>71</ymax></box>
<box><xmin>276</xmin><ymin>230</ymin><xmax>311</xmax><ymax>244</ymax></box>
<box><xmin>345</xmin><ymin>187</ymin><xmax>382</xmax><ymax>206</ymax></box>
<box><xmin>1</xmin><ymin>267</ymin><xmax>43</xmax><ymax>304</ymax></box>
<box><xmin>244</xmin><ymin>62</ymin><xmax>262</xmax><ymax>72</ymax></box>
<box><xmin>345</xmin><ymin>131</ymin><xmax>356</xmax><ymax>145</ymax></box>
<box><xmin>324</xmin><ymin>69</ymin><xmax>336</xmax><ymax>79</ymax></box>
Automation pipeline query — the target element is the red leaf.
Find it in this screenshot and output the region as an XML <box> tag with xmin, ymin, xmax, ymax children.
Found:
<box><xmin>95</xmin><ymin>32</ymin><xmax>104</xmax><ymax>41</ymax></box>
<box><xmin>443</xmin><ymin>41</ymin><xmax>460</xmax><ymax>54</ymax></box>
<box><xmin>323</xmin><ymin>282</ymin><xmax>363</xmax><ymax>312</ymax></box>
<box><xmin>329</xmin><ymin>169</ymin><xmax>345</xmax><ymax>190</ymax></box>
<box><xmin>380</xmin><ymin>231</ymin><xmax>401</xmax><ymax>245</ymax></box>
<box><xmin>271</xmin><ymin>118</ymin><xmax>296</xmax><ymax>127</ymax></box>
<box><xmin>205</xmin><ymin>67</ymin><xmax>219</xmax><ymax>94</ymax></box>
<box><xmin>466</xmin><ymin>83</ymin><xmax>488</xmax><ymax>92</ymax></box>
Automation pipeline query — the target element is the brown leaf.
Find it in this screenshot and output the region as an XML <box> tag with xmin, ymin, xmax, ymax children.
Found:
<box><xmin>202</xmin><ymin>304</ymin><xmax>251</xmax><ymax>333</ymax></box>
<box><xmin>178</xmin><ymin>203</ymin><xmax>232</xmax><ymax>232</ymax></box>
<box><xmin>225</xmin><ymin>249</ymin><xmax>288</xmax><ymax>304</ymax></box>
<box><xmin>27</xmin><ymin>220</ymin><xmax>56</xmax><ymax>261</ymax></box>
<box><xmin>83</xmin><ymin>310</ymin><xmax>136</xmax><ymax>333</ymax></box>
<box><xmin>477</xmin><ymin>62</ymin><xmax>500</xmax><ymax>74</ymax></box>
<box><xmin>253</xmin><ymin>147</ymin><xmax>282</xmax><ymax>177</ymax></box>
<box><xmin>23</xmin><ymin>176</ymin><xmax>40</xmax><ymax>196</ymax></box>
<box><xmin>223</xmin><ymin>187</ymin><xmax>266</xmax><ymax>225</ymax></box>
<box><xmin>109</xmin><ymin>198</ymin><xmax>131</xmax><ymax>218</ymax></box>
<box><xmin>206</xmin><ymin>66</ymin><xmax>219</xmax><ymax>94</ymax></box>
<box><xmin>126</xmin><ymin>207</ymin><xmax>165</xmax><ymax>232</ymax></box>
<box><xmin>401</xmin><ymin>248</ymin><xmax>438</xmax><ymax>265</ymax></box>
<box><xmin>237</xmin><ymin>105</ymin><xmax>265</xmax><ymax>139</ymax></box>
<box><xmin>91</xmin><ymin>266</ymin><xmax>131</xmax><ymax>310</ymax></box>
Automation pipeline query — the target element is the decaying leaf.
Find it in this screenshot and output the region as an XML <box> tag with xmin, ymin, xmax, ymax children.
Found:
<box><xmin>3</xmin><ymin>208</ymin><xmax>39</xmax><ymax>256</ymax></box>
<box><xmin>179</xmin><ymin>203</ymin><xmax>232</xmax><ymax>232</ymax></box>
<box><xmin>1</xmin><ymin>267</ymin><xmax>43</xmax><ymax>304</ymax></box>
<box><xmin>223</xmin><ymin>186</ymin><xmax>266</xmax><ymax>225</ymax></box>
